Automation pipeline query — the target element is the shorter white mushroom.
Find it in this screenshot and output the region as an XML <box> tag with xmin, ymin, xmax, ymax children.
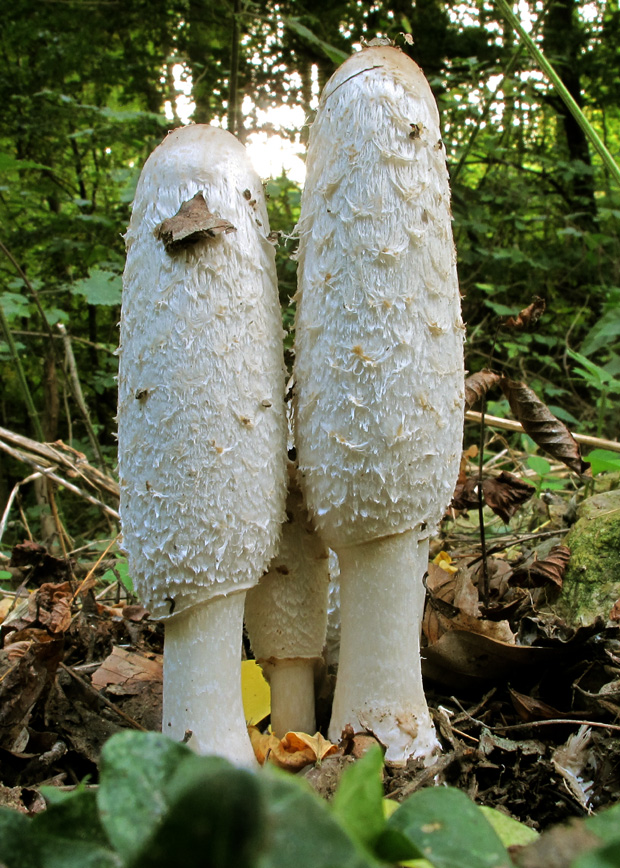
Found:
<box><xmin>245</xmin><ymin>464</ymin><xmax>330</xmax><ymax>737</ymax></box>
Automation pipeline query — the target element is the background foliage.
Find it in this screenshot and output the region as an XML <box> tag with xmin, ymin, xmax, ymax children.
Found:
<box><xmin>1</xmin><ymin>0</ymin><xmax>619</xmax><ymax>547</ymax></box>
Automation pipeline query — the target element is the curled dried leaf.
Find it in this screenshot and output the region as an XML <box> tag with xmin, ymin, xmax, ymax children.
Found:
<box><xmin>464</xmin><ymin>370</ymin><xmax>502</xmax><ymax>410</ymax></box>
<box><xmin>500</xmin><ymin>378</ymin><xmax>591</xmax><ymax>476</ymax></box>
<box><xmin>509</xmin><ymin>544</ymin><xmax>571</xmax><ymax>589</ymax></box>
<box><xmin>451</xmin><ymin>476</ymin><xmax>480</xmax><ymax>511</ymax></box>
<box><xmin>155</xmin><ymin>192</ymin><xmax>236</xmax><ymax>253</ymax></box>
<box><xmin>482</xmin><ymin>471</ymin><xmax>535</xmax><ymax>524</ymax></box>
<box><xmin>502</xmin><ymin>296</ymin><xmax>546</xmax><ymax>331</ymax></box>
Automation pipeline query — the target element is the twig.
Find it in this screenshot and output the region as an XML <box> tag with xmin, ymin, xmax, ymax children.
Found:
<box><xmin>494</xmin><ymin>718</ymin><xmax>620</xmax><ymax>734</ymax></box>
<box><xmin>0</xmin><ymin>306</ymin><xmax>44</xmax><ymax>440</ymax></box>
<box><xmin>0</xmin><ymin>425</ymin><xmax>118</xmax><ymax>499</ymax></box>
<box><xmin>57</xmin><ymin>324</ymin><xmax>106</xmax><ymax>468</ymax></box>
<box><xmin>0</xmin><ymin>471</ymin><xmax>41</xmax><ymax>545</ymax></box>
<box><xmin>0</xmin><ymin>440</ymin><xmax>119</xmax><ymax>520</ymax></box>
<box><xmin>466</xmin><ymin>411</ymin><xmax>620</xmax><ymax>453</ymax></box>
<box><xmin>59</xmin><ymin>662</ymin><xmax>147</xmax><ymax>731</ymax></box>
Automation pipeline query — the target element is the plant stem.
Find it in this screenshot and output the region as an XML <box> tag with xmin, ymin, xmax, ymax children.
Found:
<box><xmin>0</xmin><ymin>306</ymin><xmax>44</xmax><ymax>441</ymax></box>
<box><xmin>494</xmin><ymin>0</ymin><xmax>620</xmax><ymax>186</ymax></box>
<box><xmin>228</xmin><ymin>0</ymin><xmax>242</xmax><ymax>136</ymax></box>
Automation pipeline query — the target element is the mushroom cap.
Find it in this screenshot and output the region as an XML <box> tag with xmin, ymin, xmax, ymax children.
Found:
<box><xmin>118</xmin><ymin>124</ymin><xmax>287</xmax><ymax>619</ymax></box>
<box><xmin>294</xmin><ymin>47</ymin><xmax>465</xmax><ymax>548</ymax></box>
<box><xmin>244</xmin><ymin>465</ymin><xmax>329</xmax><ymax>661</ymax></box>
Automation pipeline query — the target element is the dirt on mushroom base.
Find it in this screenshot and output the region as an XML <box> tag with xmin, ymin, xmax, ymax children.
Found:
<box><xmin>2</xmin><ymin>474</ymin><xmax>620</xmax><ymax>831</ymax></box>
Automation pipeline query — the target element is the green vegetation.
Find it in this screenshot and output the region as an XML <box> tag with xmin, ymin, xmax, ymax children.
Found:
<box><xmin>2</xmin><ymin>731</ymin><xmax>620</xmax><ymax>868</ymax></box>
<box><xmin>1</xmin><ymin>0</ymin><xmax>619</xmax><ymax>551</ymax></box>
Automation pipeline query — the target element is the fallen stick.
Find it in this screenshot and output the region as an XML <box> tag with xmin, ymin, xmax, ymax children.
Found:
<box><xmin>466</xmin><ymin>410</ymin><xmax>620</xmax><ymax>454</ymax></box>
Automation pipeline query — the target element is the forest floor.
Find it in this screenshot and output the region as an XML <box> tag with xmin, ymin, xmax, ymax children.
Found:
<box><xmin>1</xmin><ymin>454</ymin><xmax>619</xmax><ymax>839</ymax></box>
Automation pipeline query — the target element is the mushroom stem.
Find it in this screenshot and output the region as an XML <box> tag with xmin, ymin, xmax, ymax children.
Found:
<box><xmin>162</xmin><ymin>592</ymin><xmax>257</xmax><ymax>767</ymax></box>
<box><xmin>262</xmin><ymin>658</ymin><xmax>319</xmax><ymax>737</ymax></box>
<box><xmin>328</xmin><ymin>529</ymin><xmax>439</xmax><ymax>766</ymax></box>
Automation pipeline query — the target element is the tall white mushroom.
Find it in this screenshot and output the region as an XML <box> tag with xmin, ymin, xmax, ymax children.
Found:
<box><xmin>245</xmin><ymin>462</ymin><xmax>330</xmax><ymax>737</ymax></box>
<box><xmin>117</xmin><ymin>124</ymin><xmax>287</xmax><ymax>765</ymax></box>
<box><xmin>294</xmin><ymin>45</ymin><xmax>465</xmax><ymax>766</ymax></box>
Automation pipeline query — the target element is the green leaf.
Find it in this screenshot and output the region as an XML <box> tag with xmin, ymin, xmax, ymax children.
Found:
<box><xmin>385</xmin><ymin>786</ymin><xmax>512</xmax><ymax>868</ymax></box>
<box><xmin>131</xmin><ymin>753</ymin><xmax>265</xmax><ymax>868</ymax></box>
<box><xmin>0</xmin><ymin>152</ymin><xmax>50</xmax><ymax>172</ymax></box>
<box><xmin>70</xmin><ymin>269</ymin><xmax>122</xmax><ymax>306</ymax></box>
<box><xmin>0</xmin><ymin>292</ymin><xmax>30</xmax><ymax>319</ymax></box>
<box><xmin>583</xmin><ymin>802</ymin><xmax>620</xmax><ymax>843</ymax></box>
<box><xmin>31</xmin><ymin>789</ymin><xmax>120</xmax><ymax>868</ymax></box>
<box><xmin>0</xmin><ymin>807</ymin><xmax>38</xmax><ymax>868</ymax></box>
<box><xmin>478</xmin><ymin>806</ymin><xmax>538</xmax><ymax>848</ymax></box>
<box><xmin>527</xmin><ymin>455</ymin><xmax>551</xmax><ymax>477</ymax></box>
<box><xmin>257</xmin><ymin>769</ymin><xmax>381</xmax><ymax>868</ymax></box>
<box><xmin>585</xmin><ymin>450</ymin><xmax>620</xmax><ymax>476</ymax></box>
<box><xmin>97</xmin><ymin>731</ymin><xmax>193</xmax><ymax>864</ymax></box>
<box><xmin>332</xmin><ymin>745</ymin><xmax>386</xmax><ymax>853</ymax></box>
<box><xmin>101</xmin><ymin>558</ymin><xmax>134</xmax><ymax>593</ymax></box>
<box><xmin>283</xmin><ymin>18</ymin><xmax>348</xmax><ymax>64</ymax></box>
<box><xmin>572</xmin><ymin>843</ymin><xmax>620</xmax><ymax>868</ymax></box>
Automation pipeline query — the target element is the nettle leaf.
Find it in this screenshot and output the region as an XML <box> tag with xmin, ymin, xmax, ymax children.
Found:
<box><xmin>70</xmin><ymin>269</ymin><xmax>122</xmax><ymax>306</ymax></box>
<box><xmin>384</xmin><ymin>786</ymin><xmax>511</xmax><ymax>868</ymax></box>
<box><xmin>0</xmin><ymin>292</ymin><xmax>30</xmax><ymax>319</ymax></box>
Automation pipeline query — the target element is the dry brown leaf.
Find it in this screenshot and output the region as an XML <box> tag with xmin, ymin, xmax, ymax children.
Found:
<box><xmin>248</xmin><ymin>726</ymin><xmax>337</xmax><ymax>770</ymax></box>
<box><xmin>502</xmin><ymin>296</ymin><xmax>546</xmax><ymax>331</ymax></box>
<box><xmin>510</xmin><ymin>545</ymin><xmax>571</xmax><ymax>589</ymax></box>
<box><xmin>509</xmin><ymin>686</ymin><xmax>568</xmax><ymax>722</ymax></box>
<box><xmin>91</xmin><ymin>646</ymin><xmax>162</xmax><ymax>694</ymax></box>
<box><xmin>34</xmin><ymin>582</ymin><xmax>73</xmax><ymax>634</ymax></box>
<box><xmin>424</xmin><ymin>563</ymin><xmax>514</xmax><ymax>644</ymax></box>
<box><xmin>482</xmin><ymin>472</ymin><xmax>536</xmax><ymax>524</ymax></box>
<box><xmin>500</xmin><ymin>378</ymin><xmax>591</xmax><ymax>476</ymax></box>
<box><xmin>155</xmin><ymin>192</ymin><xmax>236</xmax><ymax>253</ymax></box>
<box><xmin>421</xmin><ymin>630</ymin><xmax>561</xmax><ymax>690</ymax></box>
<box><xmin>451</xmin><ymin>476</ymin><xmax>480</xmax><ymax>511</ymax></box>
<box><xmin>464</xmin><ymin>370</ymin><xmax>502</xmax><ymax>410</ymax></box>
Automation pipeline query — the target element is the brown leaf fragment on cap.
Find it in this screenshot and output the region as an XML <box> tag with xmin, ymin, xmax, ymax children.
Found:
<box><xmin>509</xmin><ymin>544</ymin><xmax>570</xmax><ymax>590</ymax></box>
<box><xmin>500</xmin><ymin>377</ymin><xmax>591</xmax><ymax>476</ymax></box>
<box><xmin>154</xmin><ymin>192</ymin><xmax>236</xmax><ymax>253</ymax></box>
<box><xmin>482</xmin><ymin>471</ymin><xmax>535</xmax><ymax>524</ymax></box>
<box><xmin>502</xmin><ymin>296</ymin><xmax>546</xmax><ymax>331</ymax></box>
<box><xmin>464</xmin><ymin>370</ymin><xmax>502</xmax><ymax>410</ymax></box>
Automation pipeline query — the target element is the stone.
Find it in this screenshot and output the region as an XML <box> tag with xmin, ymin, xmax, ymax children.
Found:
<box><xmin>554</xmin><ymin>490</ymin><xmax>620</xmax><ymax>627</ymax></box>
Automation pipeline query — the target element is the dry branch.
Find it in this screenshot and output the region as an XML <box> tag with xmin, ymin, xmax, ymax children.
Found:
<box><xmin>466</xmin><ymin>411</ymin><xmax>620</xmax><ymax>454</ymax></box>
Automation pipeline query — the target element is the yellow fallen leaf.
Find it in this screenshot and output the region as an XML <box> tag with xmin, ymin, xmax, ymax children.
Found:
<box><xmin>241</xmin><ymin>659</ymin><xmax>271</xmax><ymax>726</ymax></box>
<box><xmin>432</xmin><ymin>551</ymin><xmax>458</xmax><ymax>574</ymax></box>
